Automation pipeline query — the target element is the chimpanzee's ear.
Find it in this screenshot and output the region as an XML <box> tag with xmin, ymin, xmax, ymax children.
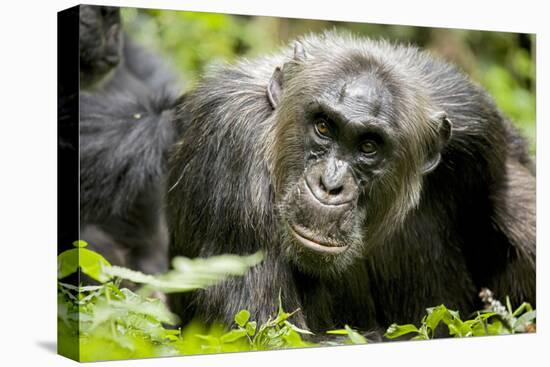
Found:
<box><xmin>267</xmin><ymin>42</ymin><xmax>308</xmax><ymax>109</ymax></box>
<box><xmin>293</xmin><ymin>41</ymin><xmax>307</xmax><ymax>62</ymax></box>
<box><xmin>267</xmin><ymin>66</ymin><xmax>283</xmax><ymax>109</ymax></box>
<box><xmin>421</xmin><ymin>112</ymin><xmax>453</xmax><ymax>175</ymax></box>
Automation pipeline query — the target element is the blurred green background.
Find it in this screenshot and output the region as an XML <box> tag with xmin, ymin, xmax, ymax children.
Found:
<box><xmin>122</xmin><ymin>8</ymin><xmax>536</xmax><ymax>152</ymax></box>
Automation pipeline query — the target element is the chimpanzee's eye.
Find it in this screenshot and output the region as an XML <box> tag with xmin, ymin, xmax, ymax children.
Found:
<box><xmin>314</xmin><ymin>119</ymin><xmax>331</xmax><ymax>138</ymax></box>
<box><xmin>360</xmin><ymin>140</ymin><xmax>378</xmax><ymax>156</ymax></box>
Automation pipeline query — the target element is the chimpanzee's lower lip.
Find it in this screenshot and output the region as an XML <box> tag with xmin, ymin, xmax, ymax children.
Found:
<box><xmin>290</xmin><ymin>225</ymin><xmax>348</xmax><ymax>254</ymax></box>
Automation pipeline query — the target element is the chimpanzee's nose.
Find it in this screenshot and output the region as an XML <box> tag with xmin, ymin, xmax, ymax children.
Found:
<box><xmin>306</xmin><ymin>158</ymin><xmax>358</xmax><ymax>205</ymax></box>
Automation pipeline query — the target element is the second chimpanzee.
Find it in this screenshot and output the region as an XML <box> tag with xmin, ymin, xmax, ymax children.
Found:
<box><xmin>78</xmin><ymin>5</ymin><xmax>182</xmax><ymax>274</ymax></box>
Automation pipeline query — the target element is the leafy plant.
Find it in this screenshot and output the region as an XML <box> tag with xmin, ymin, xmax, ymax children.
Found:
<box><xmin>385</xmin><ymin>297</ymin><xmax>536</xmax><ymax>341</ymax></box>
<box><xmin>478</xmin><ymin>288</ymin><xmax>536</xmax><ymax>333</ymax></box>
<box><xmin>188</xmin><ymin>301</ymin><xmax>314</xmax><ymax>353</ymax></box>
<box><xmin>58</xmin><ymin>242</ymin><xmax>535</xmax><ymax>361</ymax></box>
<box><xmin>57</xmin><ymin>241</ymin><xmax>314</xmax><ymax>361</ymax></box>
<box><xmin>58</xmin><ymin>241</ymin><xmax>265</xmax><ymax>360</ymax></box>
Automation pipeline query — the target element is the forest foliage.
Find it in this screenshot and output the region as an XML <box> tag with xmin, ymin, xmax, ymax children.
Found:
<box><xmin>122</xmin><ymin>8</ymin><xmax>536</xmax><ymax>151</ymax></box>
<box><xmin>58</xmin><ymin>243</ymin><xmax>535</xmax><ymax>361</ymax></box>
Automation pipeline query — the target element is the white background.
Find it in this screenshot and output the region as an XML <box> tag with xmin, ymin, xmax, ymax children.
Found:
<box><xmin>0</xmin><ymin>0</ymin><xmax>547</xmax><ymax>365</ymax></box>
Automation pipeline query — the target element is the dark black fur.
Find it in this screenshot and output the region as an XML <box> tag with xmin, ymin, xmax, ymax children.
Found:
<box><xmin>79</xmin><ymin>5</ymin><xmax>182</xmax><ymax>274</ymax></box>
<box><xmin>79</xmin><ymin>5</ymin><xmax>122</xmax><ymax>89</ymax></box>
<box><xmin>167</xmin><ymin>32</ymin><xmax>535</xmax><ymax>335</ymax></box>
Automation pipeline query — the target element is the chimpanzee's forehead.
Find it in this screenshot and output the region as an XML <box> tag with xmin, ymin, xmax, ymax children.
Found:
<box><xmin>339</xmin><ymin>74</ymin><xmax>393</xmax><ymax>115</ymax></box>
<box><xmin>311</xmin><ymin>71</ymin><xmax>397</xmax><ymax>127</ymax></box>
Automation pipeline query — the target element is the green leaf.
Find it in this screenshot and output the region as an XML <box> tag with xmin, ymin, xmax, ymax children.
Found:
<box><xmin>447</xmin><ymin>319</ymin><xmax>467</xmax><ymax>337</ymax></box>
<box><xmin>512</xmin><ymin>302</ymin><xmax>533</xmax><ymax>317</ymax></box>
<box><xmin>282</xmin><ymin>329</ymin><xmax>309</xmax><ymax>347</ymax></box>
<box><xmin>57</xmin><ymin>249</ymin><xmax>80</xmax><ymax>279</ymax></box>
<box><xmin>273</xmin><ymin>309</ymin><xmax>291</xmax><ymax>325</ymax></box>
<box><xmin>220</xmin><ymin>329</ymin><xmax>248</xmax><ymax>343</ymax></box>
<box><xmin>195</xmin><ymin>334</ymin><xmax>220</xmax><ymax>343</ymax></box>
<box><xmin>476</xmin><ymin>312</ymin><xmax>498</xmax><ymax>320</ymax></box>
<box><xmin>73</xmin><ymin>240</ymin><xmax>88</xmax><ymax>248</ymax></box>
<box><xmin>118</xmin><ymin>288</ymin><xmax>178</xmax><ymax>324</ymax></box>
<box><xmin>385</xmin><ymin>323</ymin><xmax>420</xmax><ymax>339</ymax></box>
<box><xmin>58</xmin><ymin>282</ymin><xmax>103</xmax><ymax>292</ymax></box>
<box><xmin>344</xmin><ymin>325</ymin><xmax>367</xmax><ymax>344</ymax></box>
<box><xmin>246</xmin><ymin>321</ymin><xmax>257</xmax><ymax>336</ymax></box>
<box><xmin>486</xmin><ymin>319</ymin><xmax>507</xmax><ymax>335</ymax></box>
<box><xmin>326</xmin><ymin>329</ymin><xmax>348</xmax><ymax>335</ymax></box>
<box><xmin>284</xmin><ymin>321</ymin><xmax>313</xmax><ymax>335</ymax></box>
<box><xmin>425</xmin><ymin>305</ymin><xmax>448</xmax><ymax>332</ymax></box>
<box><xmin>513</xmin><ymin>310</ymin><xmax>536</xmax><ymax>331</ymax></box>
<box><xmin>104</xmin><ymin>266</ymin><xmax>160</xmax><ymax>286</ymax></box>
<box><xmin>57</xmin><ymin>247</ymin><xmax>111</xmax><ymax>282</ymax></box>
<box><xmin>171</xmin><ymin>252</ymin><xmax>263</xmax><ymax>277</ymax></box>
<box><xmin>417</xmin><ymin>324</ymin><xmax>430</xmax><ymax>340</ymax></box>
<box><xmin>109</xmin><ymin>252</ymin><xmax>264</xmax><ymax>293</ymax></box>
<box><xmin>235</xmin><ymin>310</ymin><xmax>250</xmax><ymax>327</ymax></box>
<box><xmin>88</xmin><ymin>288</ymin><xmax>178</xmax><ymax>332</ymax></box>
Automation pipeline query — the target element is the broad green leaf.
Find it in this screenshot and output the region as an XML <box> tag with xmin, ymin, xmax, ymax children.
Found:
<box><xmin>385</xmin><ymin>323</ymin><xmax>419</xmax><ymax>339</ymax></box>
<box><xmin>58</xmin><ymin>247</ymin><xmax>111</xmax><ymax>282</ymax></box>
<box><xmin>235</xmin><ymin>310</ymin><xmax>250</xmax><ymax>327</ymax></box>
<box><xmin>282</xmin><ymin>330</ymin><xmax>310</xmax><ymax>347</ymax></box>
<box><xmin>171</xmin><ymin>252</ymin><xmax>263</xmax><ymax>276</ymax></box>
<box><xmin>425</xmin><ymin>305</ymin><xmax>448</xmax><ymax>332</ymax></box>
<box><xmin>106</xmin><ymin>266</ymin><xmax>182</xmax><ymax>290</ymax></box>
<box><xmin>220</xmin><ymin>329</ymin><xmax>248</xmax><ymax>343</ymax></box>
<box><xmin>107</xmin><ymin>252</ymin><xmax>264</xmax><ymax>293</ymax></box>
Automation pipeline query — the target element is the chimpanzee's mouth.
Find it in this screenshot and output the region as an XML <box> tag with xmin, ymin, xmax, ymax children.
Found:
<box><xmin>290</xmin><ymin>225</ymin><xmax>349</xmax><ymax>254</ymax></box>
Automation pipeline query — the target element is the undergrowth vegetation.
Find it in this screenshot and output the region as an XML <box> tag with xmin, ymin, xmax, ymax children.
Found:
<box><xmin>57</xmin><ymin>241</ymin><xmax>536</xmax><ymax>361</ymax></box>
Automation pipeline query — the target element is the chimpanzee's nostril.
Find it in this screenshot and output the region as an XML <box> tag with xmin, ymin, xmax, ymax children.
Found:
<box><xmin>328</xmin><ymin>186</ymin><xmax>343</xmax><ymax>196</ymax></box>
<box><xmin>306</xmin><ymin>160</ymin><xmax>358</xmax><ymax>205</ymax></box>
<box><xmin>319</xmin><ymin>176</ymin><xmax>343</xmax><ymax>196</ymax></box>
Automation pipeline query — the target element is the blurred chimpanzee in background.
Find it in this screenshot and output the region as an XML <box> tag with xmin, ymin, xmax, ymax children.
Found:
<box><xmin>77</xmin><ymin>5</ymin><xmax>183</xmax><ymax>274</ymax></box>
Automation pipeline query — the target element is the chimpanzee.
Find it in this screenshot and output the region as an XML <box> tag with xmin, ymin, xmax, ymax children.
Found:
<box><xmin>78</xmin><ymin>5</ymin><xmax>182</xmax><ymax>274</ymax></box>
<box><xmin>167</xmin><ymin>31</ymin><xmax>535</xmax><ymax>335</ymax></box>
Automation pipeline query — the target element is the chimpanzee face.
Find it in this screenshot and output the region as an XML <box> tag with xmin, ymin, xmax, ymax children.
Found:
<box><xmin>277</xmin><ymin>73</ymin><xmax>399</xmax><ymax>273</ymax></box>
<box><xmin>268</xmin><ymin>44</ymin><xmax>451</xmax><ymax>275</ymax></box>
